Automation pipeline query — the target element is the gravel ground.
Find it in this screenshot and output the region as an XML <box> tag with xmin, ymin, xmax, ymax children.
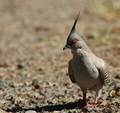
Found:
<box><xmin>0</xmin><ymin>0</ymin><xmax>120</xmax><ymax>113</ymax></box>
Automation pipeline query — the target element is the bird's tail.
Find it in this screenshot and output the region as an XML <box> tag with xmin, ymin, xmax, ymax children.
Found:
<box><xmin>105</xmin><ymin>72</ymin><xmax>117</xmax><ymax>88</ymax></box>
<box><xmin>105</xmin><ymin>74</ymin><xmax>119</xmax><ymax>97</ymax></box>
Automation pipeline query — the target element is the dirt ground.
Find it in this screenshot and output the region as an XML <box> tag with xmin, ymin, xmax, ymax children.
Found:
<box><xmin>0</xmin><ymin>0</ymin><xmax>120</xmax><ymax>113</ymax></box>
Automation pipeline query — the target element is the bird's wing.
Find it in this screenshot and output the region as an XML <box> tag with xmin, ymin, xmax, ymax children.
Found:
<box><xmin>98</xmin><ymin>67</ymin><xmax>109</xmax><ymax>85</ymax></box>
<box><xmin>94</xmin><ymin>57</ymin><xmax>118</xmax><ymax>90</ymax></box>
<box><xmin>94</xmin><ymin>58</ymin><xmax>109</xmax><ymax>85</ymax></box>
<box><xmin>68</xmin><ymin>60</ymin><xmax>76</xmax><ymax>83</ymax></box>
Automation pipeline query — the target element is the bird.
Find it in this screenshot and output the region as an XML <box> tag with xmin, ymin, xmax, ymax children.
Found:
<box><xmin>63</xmin><ymin>14</ymin><xmax>109</xmax><ymax>109</ymax></box>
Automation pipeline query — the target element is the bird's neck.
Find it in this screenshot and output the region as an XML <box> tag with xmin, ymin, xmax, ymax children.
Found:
<box><xmin>71</xmin><ymin>46</ymin><xmax>94</xmax><ymax>58</ymax></box>
<box><xmin>71</xmin><ymin>48</ymin><xmax>84</xmax><ymax>58</ymax></box>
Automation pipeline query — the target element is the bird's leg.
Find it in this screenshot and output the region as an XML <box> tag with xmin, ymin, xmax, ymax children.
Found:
<box><xmin>82</xmin><ymin>92</ymin><xmax>87</xmax><ymax>106</ymax></box>
<box><xmin>92</xmin><ymin>89</ymin><xmax>102</xmax><ymax>108</ymax></box>
<box><xmin>82</xmin><ymin>90</ymin><xmax>91</xmax><ymax>109</ymax></box>
<box><xmin>92</xmin><ymin>96</ymin><xmax>99</xmax><ymax>108</ymax></box>
<box><xmin>82</xmin><ymin>93</ymin><xmax>93</xmax><ymax>109</ymax></box>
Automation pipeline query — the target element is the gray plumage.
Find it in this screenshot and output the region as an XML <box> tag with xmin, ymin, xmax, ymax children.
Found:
<box><xmin>63</xmin><ymin>14</ymin><xmax>110</xmax><ymax>107</ymax></box>
<box><xmin>69</xmin><ymin>49</ymin><xmax>106</xmax><ymax>96</ymax></box>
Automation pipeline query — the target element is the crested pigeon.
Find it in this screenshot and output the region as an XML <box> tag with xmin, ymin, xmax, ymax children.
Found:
<box><xmin>63</xmin><ymin>14</ymin><xmax>110</xmax><ymax>108</ymax></box>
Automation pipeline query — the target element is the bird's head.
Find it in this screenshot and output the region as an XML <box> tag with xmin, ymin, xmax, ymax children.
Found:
<box><xmin>63</xmin><ymin>13</ymin><xmax>84</xmax><ymax>50</ymax></box>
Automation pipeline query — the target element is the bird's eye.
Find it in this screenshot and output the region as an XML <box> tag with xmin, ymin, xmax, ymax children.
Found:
<box><xmin>69</xmin><ymin>39</ymin><xmax>79</xmax><ymax>45</ymax></box>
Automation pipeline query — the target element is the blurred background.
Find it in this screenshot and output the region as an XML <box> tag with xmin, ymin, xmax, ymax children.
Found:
<box><xmin>0</xmin><ymin>0</ymin><xmax>120</xmax><ymax>112</ymax></box>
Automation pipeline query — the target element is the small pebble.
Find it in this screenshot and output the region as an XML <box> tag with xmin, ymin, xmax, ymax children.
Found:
<box><xmin>115</xmin><ymin>74</ymin><xmax>120</xmax><ymax>79</ymax></box>
<box><xmin>0</xmin><ymin>109</ymin><xmax>8</xmax><ymax>113</ymax></box>
<box><xmin>53</xmin><ymin>111</ymin><xmax>59</xmax><ymax>113</ymax></box>
<box><xmin>25</xmin><ymin>110</ymin><xmax>37</xmax><ymax>113</ymax></box>
<box><xmin>86</xmin><ymin>34</ymin><xmax>95</xmax><ymax>40</ymax></box>
<box><xmin>17</xmin><ymin>64</ymin><xmax>24</xmax><ymax>69</ymax></box>
<box><xmin>32</xmin><ymin>79</ymin><xmax>39</xmax><ymax>89</ymax></box>
<box><xmin>0</xmin><ymin>80</ymin><xmax>5</xmax><ymax>89</ymax></box>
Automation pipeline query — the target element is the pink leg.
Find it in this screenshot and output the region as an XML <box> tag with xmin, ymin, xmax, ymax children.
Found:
<box><xmin>82</xmin><ymin>89</ymin><xmax>101</xmax><ymax>109</ymax></box>
<box><xmin>83</xmin><ymin>97</ymin><xmax>99</xmax><ymax>110</ymax></box>
<box><xmin>82</xmin><ymin>91</ymin><xmax>94</xmax><ymax>109</ymax></box>
<box><xmin>92</xmin><ymin>97</ymin><xmax>99</xmax><ymax>108</ymax></box>
<box><xmin>91</xmin><ymin>89</ymin><xmax>102</xmax><ymax>108</ymax></box>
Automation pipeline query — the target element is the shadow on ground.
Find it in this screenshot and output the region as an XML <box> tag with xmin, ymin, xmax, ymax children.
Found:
<box><xmin>6</xmin><ymin>99</ymin><xmax>85</xmax><ymax>112</ymax></box>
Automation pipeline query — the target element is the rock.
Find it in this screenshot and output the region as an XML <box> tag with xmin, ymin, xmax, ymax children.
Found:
<box><xmin>8</xmin><ymin>81</ymin><xmax>15</xmax><ymax>88</ymax></box>
<box><xmin>86</xmin><ymin>34</ymin><xmax>95</xmax><ymax>40</ymax></box>
<box><xmin>32</xmin><ymin>79</ymin><xmax>39</xmax><ymax>89</ymax></box>
<box><xmin>52</xmin><ymin>111</ymin><xmax>59</xmax><ymax>113</ymax></box>
<box><xmin>25</xmin><ymin>110</ymin><xmax>37</xmax><ymax>113</ymax></box>
<box><xmin>0</xmin><ymin>109</ymin><xmax>8</xmax><ymax>113</ymax></box>
<box><xmin>0</xmin><ymin>90</ymin><xmax>3</xmax><ymax>95</ymax></box>
<box><xmin>0</xmin><ymin>80</ymin><xmax>5</xmax><ymax>89</ymax></box>
<box><xmin>115</xmin><ymin>74</ymin><xmax>120</xmax><ymax>79</ymax></box>
<box><xmin>5</xmin><ymin>94</ymin><xmax>14</xmax><ymax>101</ymax></box>
<box><xmin>17</xmin><ymin>63</ymin><xmax>24</xmax><ymax>69</ymax></box>
<box><xmin>101</xmin><ymin>100</ymin><xmax>107</xmax><ymax>106</ymax></box>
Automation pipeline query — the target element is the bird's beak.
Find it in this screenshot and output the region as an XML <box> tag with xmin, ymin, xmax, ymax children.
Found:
<box><xmin>63</xmin><ymin>45</ymin><xmax>69</xmax><ymax>50</ymax></box>
<box><xmin>63</xmin><ymin>46</ymin><xmax>67</xmax><ymax>50</ymax></box>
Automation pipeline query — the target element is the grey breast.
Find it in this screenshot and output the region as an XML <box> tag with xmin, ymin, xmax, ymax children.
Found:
<box><xmin>72</xmin><ymin>50</ymin><xmax>99</xmax><ymax>89</ymax></box>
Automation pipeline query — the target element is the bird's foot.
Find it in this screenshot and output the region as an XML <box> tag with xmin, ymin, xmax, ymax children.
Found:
<box><xmin>82</xmin><ymin>104</ymin><xmax>94</xmax><ymax>112</ymax></box>
<box><xmin>81</xmin><ymin>100</ymin><xmax>95</xmax><ymax>109</ymax></box>
<box><xmin>82</xmin><ymin>103</ymin><xmax>98</xmax><ymax>110</ymax></box>
<box><xmin>82</xmin><ymin>104</ymin><xmax>92</xmax><ymax>109</ymax></box>
<box><xmin>91</xmin><ymin>103</ymin><xmax>97</xmax><ymax>109</ymax></box>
